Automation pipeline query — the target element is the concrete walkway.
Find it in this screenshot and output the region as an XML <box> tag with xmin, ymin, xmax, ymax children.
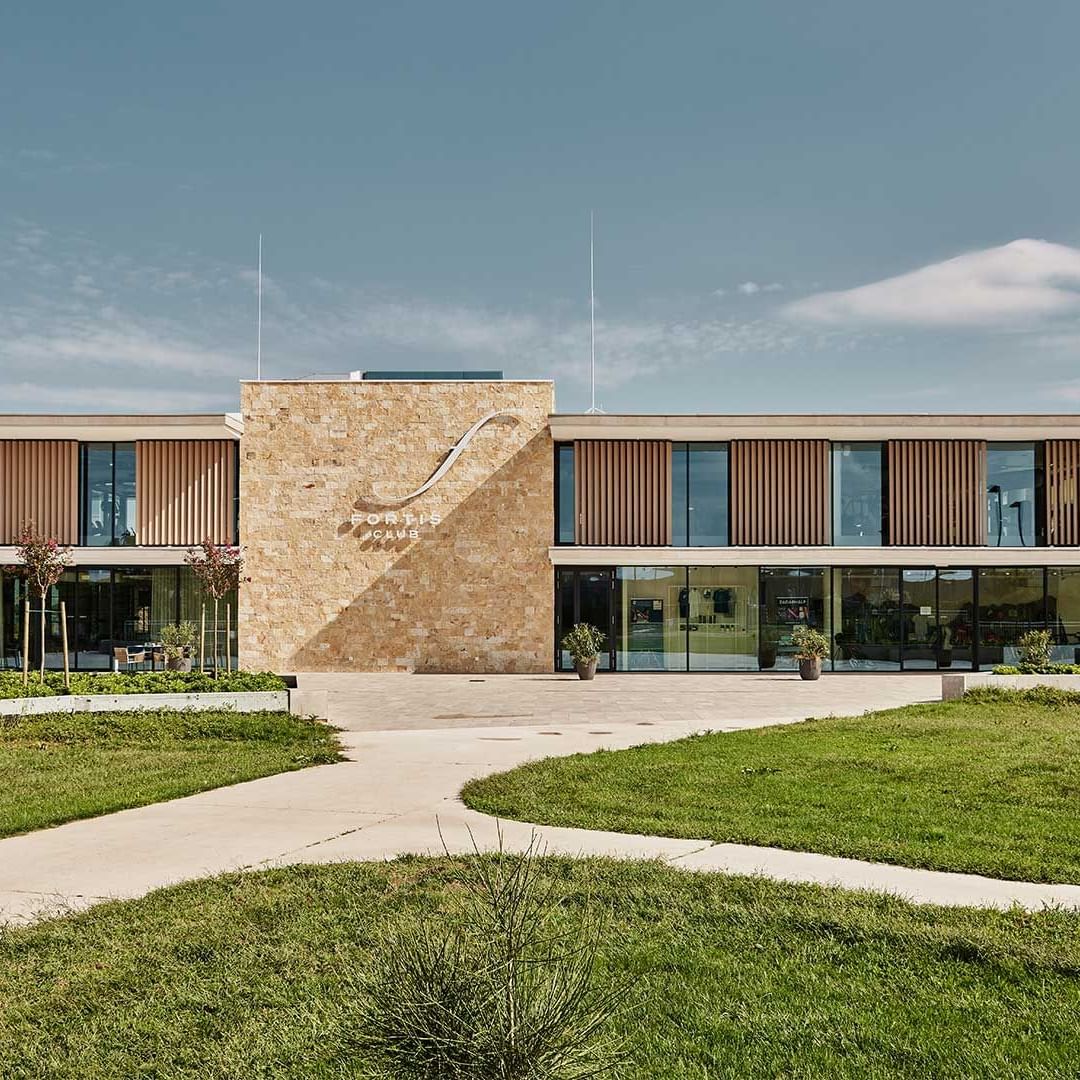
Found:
<box><xmin>2</xmin><ymin>673</ymin><xmax>1079</xmax><ymax>923</ymax></box>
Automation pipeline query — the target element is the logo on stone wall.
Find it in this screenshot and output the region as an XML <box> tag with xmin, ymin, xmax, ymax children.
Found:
<box><xmin>349</xmin><ymin>410</ymin><xmax>519</xmax><ymax>541</ymax></box>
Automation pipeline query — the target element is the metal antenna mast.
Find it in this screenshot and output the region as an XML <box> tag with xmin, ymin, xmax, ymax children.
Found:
<box><xmin>256</xmin><ymin>234</ymin><xmax>263</xmax><ymax>380</ymax></box>
<box><xmin>585</xmin><ymin>211</ymin><xmax>603</xmax><ymax>413</ymax></box>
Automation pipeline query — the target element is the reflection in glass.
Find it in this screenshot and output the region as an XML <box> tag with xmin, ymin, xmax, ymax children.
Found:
<box><xmin>937</xmin><ymin>570</ymin><xmax>975</xmax><ymax>670</ymax></box>
<box><xmin>900</xmin><ymin>569</ymin><xmax>938</xmax><ymax>670</ymax></box>
<box><xmin>832</xmin><ymin>443</ymin><xmax>884</xmax><ymax>545</ymax></box>
<box><xmin>616</xmin><ymin>566</ymin><xmax>685</xmax><ymax>670</ymax></box>
<box><xmin>80</xmin><ymin>442</ymin><xmax>138</xmax><ymax>546</ymax></box>
<box><xmin>832</xmin><ymin>567</ymin><xmax>900</xmax><ymax>670</ymax></box>
<box><xmin>672</xmin><ymin>443</ymin><xmax>729</xmax><ymax>546</ymax></box>
<box><xmin>556</xmin><ymin>569</ymin><xmax>575</xmax><ymax>669</ymax></box>
<box><xmin>977</xmin><ymin>567</ymin><xmax>1044</xmax><ymax>666</ymax></box>
<box><xmin>986</xmin><ymin>443</ymin><xmax>1039</xmax><ymax>547</ymax></box>
<box><xmin>687</xmin><ymin>567</ymin><xmax>758</xmax><ymax>670</ymax></box>
<box><xmin>1047</xmin><ymin>568</ymin><xmax>1080</xmax><ymax>664</ymax></box>
<box><xmin>76</xmin><ymin>568</ymin><xmax>112</xmax><ymax>669</ymax></box>
<box><xmin>577</xmin><ymin>571</ymin><xmax>613</xmax><ymax>671</ymax></box>
<box><xmin>556</xmin><ymin>444</ymin><xmax>575</xmax><ymax>544</ymax></box>
<box><xmin>759</xmin><ymin>567</ymin><xmax>829</xmax><ymax>671</ymax></box>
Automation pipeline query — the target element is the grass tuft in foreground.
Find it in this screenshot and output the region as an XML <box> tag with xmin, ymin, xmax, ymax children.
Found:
<box><xmin>0</xmin><ymin>858</ymin><xmax>1077</xmax><ymax>1078</ymax></box>
<box><xmin>0</xmin><ymin>707</ymin><xmax>342</xmax><ymax>837</ymax></box>
<box><xmin>463</xmin><ymin>693</ymin><xmax>1080</xmax><ymax>884</ymax></box>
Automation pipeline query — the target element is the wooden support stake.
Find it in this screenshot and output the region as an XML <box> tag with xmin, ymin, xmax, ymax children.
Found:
<box><xmin>60</xmin><ymin>600</ymin><xmax>70</xmax><ymax>690</ymax></box>
<box><xmin>225</xmin><ymin>602</ymin><xmax>232</xmax><ymax>673</ymax></box>
<box><xmin>200</xmin><ymin>604</ymin><xmax>206</xmax><ymax>673</ymax></box>
<box><xmin>21</xmin><ymin>600</ymin><xmax>30</xmax><ymax>687</ymax></box>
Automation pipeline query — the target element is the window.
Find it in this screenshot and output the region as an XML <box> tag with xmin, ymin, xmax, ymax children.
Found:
<box><xmin>758</xmin><ymin>567</ymin><xmax>829</xmax><ymax>671</ymax></box>
<box><xmin>977</xmin><ymin>567</ymin><xmax>1045</xmax><ymax>666</ymax></box>
<box><xmin>615</xmin><ymin>566</ymin><xmax>685</xmax><ymax>670</ymax></box>
<box><xmin>687</xmin><ymin>566</ymin><xmax>758</xmax><ymax>670</ymax></box>
<box><xmin>672</xmin><ymin>443</ymin><xmax>728</xmax><ymax>546</ymax></box>
<box><xmin>832</xmin><ymin>443</ymin><xmax>884</xmax><ymax>545</ymax></box>
<box><xmin>832</xmin><ymin>567</ymin><xmax>901</xmax><ymax>670</ymax></box>
<box><xmin>986</xmin><ymin>443</ymin><xmax>1041</xmax><ymax>547</ymax></box>
<box><xmin>80</xmin><ymin>443</ymin><xmax>136</xmax><ymax>546</ymax></box>
<box><xmin>555</xmin><ymin>444</ymin><xmax>575</xmax><ymax>544</ymax></box>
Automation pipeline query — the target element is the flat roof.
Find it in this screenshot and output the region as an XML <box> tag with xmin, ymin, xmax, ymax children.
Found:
<box><xmin>0</xmin><ymin>413</ymin><xmax>243</xmax><ymax>441</ymax></box>
<box><xmin>549</xmin><ymin>412</ymin><xmax>1080</xmax><ymax>441</ymax></box>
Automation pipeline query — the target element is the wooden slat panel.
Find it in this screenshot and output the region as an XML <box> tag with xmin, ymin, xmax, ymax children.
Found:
<box><xmin>1047</xmin><ymin>440</ymin><xmax>1080</xmax><ymax>546</ymax></box>
<box><xmin>136</xmin><ymin>440</ymin><xmax>236</xmax><ymax>546</ymax></box>
<box><xmin>0</xmin><ymin>440</ymin><xmax>78</xmax><ymax>544</ymax></box>
<box><xmin>574</xmin><ymin>439</ymin><xmax>671</xmax><ymax>545</ymax></box>
<box><xmin>729</xmin><ymin>440</ymin><xmax>830</xmax><ymax>545</ymax></box>
<box><xmin>887</xmin><ymin>440</ymin><xmax>985</xmax><ymax>545</ymax></box>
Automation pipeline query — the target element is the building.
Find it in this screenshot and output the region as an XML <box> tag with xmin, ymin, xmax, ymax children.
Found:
<box><xmin>4</xmin><ymin>374</ymin><xmax>1080</xmax><ymax>674</ymax></box>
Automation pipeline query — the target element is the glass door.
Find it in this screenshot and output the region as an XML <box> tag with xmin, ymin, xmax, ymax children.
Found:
<box><xmin>555</xmin><ymin>569</ymin><xmax>614</xmax><ymax>671</ymax></box>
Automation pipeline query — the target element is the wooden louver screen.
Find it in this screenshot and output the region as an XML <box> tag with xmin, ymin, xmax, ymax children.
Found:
<box><xmin>887</xmin><ymin>440</ymin><xmax>986</xmax><ymax>546</ymax></box>
<box><xmin>136</xmin><ymin>440</ymin><xmax>237</xmax><ymax>546</ymax></box>
<box><xmin>0</xmin><ymin>440</ymin><xmax>78</xmax><ymax>544</ymax></box>
<box><xmin>1046</xmin><ymin>440</ymin><xmax>1080</xmax><ymax>546</ymax></box>
<box><xmin>729</xmin><ymin>440</ymin><xmax>830</xmax><ymax>545</ymax></box>
<box><xmin>574</xmin><ymin>440</ymin><xmax>671</xmax><ymax>545</ymax></box>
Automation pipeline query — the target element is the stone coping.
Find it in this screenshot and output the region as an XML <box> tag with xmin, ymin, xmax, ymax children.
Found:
<box><xmin>0</xmin><ymin>689</ymin><xmax>328</xmax><ymax>717</ymax></box>
<box><xmin>941</xmin><ymin>672</ymin><xmax>1080</xmax><ymax>700</ymax></box>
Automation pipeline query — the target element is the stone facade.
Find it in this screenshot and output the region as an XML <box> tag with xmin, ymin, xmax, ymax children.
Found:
<box><xmin>239</xmin><ymin>379</ymin><xmax>555</xmax><ymax>673</ymax></box>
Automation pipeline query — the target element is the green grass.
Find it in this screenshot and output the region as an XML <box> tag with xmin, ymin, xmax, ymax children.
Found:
<box><xmin>0</xmin><ymin>859</ymin><xmax>1077</xmax><ymax>1078</ymax></box>
<box><xmin>463</xmin><ymin>694</ymin><xmax>1080</xmax><ymax>885</ymax></box>
<box><xmin>0</xmin><ymin>708</ymin><xmax>342</xmax><ymax>837</ymax></box>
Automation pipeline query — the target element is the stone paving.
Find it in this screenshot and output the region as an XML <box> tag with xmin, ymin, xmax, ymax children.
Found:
<box><xmin>3</xmin><ymin>672</ymin><xmax>1080</xmax><ymax>924</ymax></box>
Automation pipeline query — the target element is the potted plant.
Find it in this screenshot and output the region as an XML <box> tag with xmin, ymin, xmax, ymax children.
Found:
<box><xmin>561</xmin><ymin>623</ymin><xmax>606</xmax><ymax>681</ymax></box>
<box><xmin>758</xmin><ymin>626</ymin><xmax>780</xmax><ymax>670</ymax></box>
<box><xmin>160</xmin><ymin>621</ymin><xmax>197</xmax><ymax>672</ymax></box>
<box><xmin>792</xmin><ymin>625</ymin><xmax>829</xmax><ymax>681</ymax></box>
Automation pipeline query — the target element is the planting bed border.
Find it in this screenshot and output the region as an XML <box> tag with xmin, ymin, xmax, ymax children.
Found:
<box><xmin>941</xmin><ymin>672</ymin><xmax>1080</xmax><ymax>700</ymax></box>
<box><xmin>0</xmin><ymin>689</ymin><xmax>328</xmax><ymax>719</ymax></box>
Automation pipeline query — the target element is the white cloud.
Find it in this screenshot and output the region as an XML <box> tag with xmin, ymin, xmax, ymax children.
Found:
<box><xmin>737</xmin><ymin>281</ymin><xmax>760</xmax><ymax>295</ymax></box>
<box><xmin>784</xmin><ymin>239</ymin><xmax>1080</xmax><ymax>327</ymax></box>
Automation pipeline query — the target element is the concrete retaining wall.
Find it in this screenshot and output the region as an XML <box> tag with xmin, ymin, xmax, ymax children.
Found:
<box><xmin>941</xmin><ymin>673</ymin><xmax>1080</xmax><ymax>700</ymax></box>
<box><xmin>0</xmin><ymin>690</ymin><xmax>298</xmax><ymax>717</ymax></box>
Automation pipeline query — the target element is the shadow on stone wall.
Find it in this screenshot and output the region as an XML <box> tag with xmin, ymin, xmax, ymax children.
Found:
<box><xmin>291</xmin><ymin>428</ymin><xmax>554</xmax><ymax>673</ymax></box>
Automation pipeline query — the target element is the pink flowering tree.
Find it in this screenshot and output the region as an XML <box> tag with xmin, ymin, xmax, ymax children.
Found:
<box><xmin>185</xmin><ymin>540</ymin><xmax>243</xmax><ymax>676</ymax></box>
<box><xmin>13</xmin><ymin>525</ymin><xmax>72</xmax><ymax>681</ymax></box>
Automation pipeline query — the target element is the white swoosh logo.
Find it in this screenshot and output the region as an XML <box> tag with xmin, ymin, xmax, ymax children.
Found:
<box><xmin>371</xmin><ymin>410</ymin><xmax>520</xmax><ymax>504</ymax></box>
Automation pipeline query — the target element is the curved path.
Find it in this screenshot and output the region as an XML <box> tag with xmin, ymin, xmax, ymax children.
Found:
<box><xmin>2</xmin><ymin>672</ymin><xmax>1079</xmax><ymax>924</ymax></box>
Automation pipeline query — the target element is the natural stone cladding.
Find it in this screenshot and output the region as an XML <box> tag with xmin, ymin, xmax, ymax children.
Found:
<box><xmin>239</xmin><ymin>380</ymin><xmax>555</xmax><ymax>673</ymax></box>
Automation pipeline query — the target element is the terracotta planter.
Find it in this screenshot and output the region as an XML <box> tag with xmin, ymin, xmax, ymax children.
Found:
<box><xmin>166</xmin><ymin>656</ymin><xmax>193</xmax><ymax>672</ymax></box>
<box><xmin>798</xmin><ymin>657</ymin><xmax>822</xmax><ymax>681</ymax></box>
<box><xmin>575</xmin><ymin>657</ymin><xmax>598</xmax><ymax>681</ymax></box>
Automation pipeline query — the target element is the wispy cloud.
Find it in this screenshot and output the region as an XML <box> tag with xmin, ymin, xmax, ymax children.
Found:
<box><xmin>783</xmin><ymin>239</ymin><xmax>1080</xmax><ymax>327</ymax></box>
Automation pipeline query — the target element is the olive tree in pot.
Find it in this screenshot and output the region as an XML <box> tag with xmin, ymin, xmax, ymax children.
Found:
<box><xmin>561</xmin><ymin>623</ymin><xmax>606</xmax><ymax>681</ymax></box>
<box><xmin>160</xmin><ymin>621</ymin><xmax>197</xmax><ymax>672</ymax></box>
<box><xmin>792</xmin><ymin>625</ymin><xmax>830</xmax><ymax>681</ymax></box>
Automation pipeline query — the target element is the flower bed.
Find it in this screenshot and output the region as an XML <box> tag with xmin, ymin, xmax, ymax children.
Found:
<box><xmin>0</xmin><ymin>670</ymin><xmax>286</xmax><ymax>700</ymax></box>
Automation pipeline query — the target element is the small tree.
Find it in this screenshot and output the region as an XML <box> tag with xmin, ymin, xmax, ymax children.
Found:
<box><xmin>185</xmin><ymin>540</ymin><xmax>243</xmax><ymax>676</ymax></box>
<box><xmin>13</xmin><ymin>525</ymin><xmax>72</xmax><ymax>682</ymax></box>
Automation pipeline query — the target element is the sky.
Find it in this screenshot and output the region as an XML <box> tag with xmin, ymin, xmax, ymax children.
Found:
<box><xmin>4</xmin><ymin>1</ymin><xmax>1080</xmax><ymax>415</ymax></box>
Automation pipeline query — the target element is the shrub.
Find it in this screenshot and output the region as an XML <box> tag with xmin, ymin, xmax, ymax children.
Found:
<box><xmin>965</xmin><ymin>685</ymin><xmax>1080</xmax><ymax>707</ymax></box>
<box><xmin>0</xmin><ymin>670</ymin><xmax>286</xmax><ymax>700</ymax></box>
<box><xmin>159</xmin><ymin>621</ymin><xmax>198</xmax><ymax>661</ymax></box>
<box><xmin>357</xmin><ymin>833</ymin><xmax>627</xmax><ymax>1080</ymax></box>
<box><xmin>1017</xmin><ymin>629</ymin><xmax>1053</xmax><ymax>669</ymax></box>
<box><xmin>792</xmin><ymin>625</ymin><xmax>830</xmax><ymax>661</ymax></box>
<box><xmin>992</xmin><ymin>662</ymin><xmax>1080</xmax><ymax>676</ymax></box>
<box><xmin>561</xmin><ymin>623</ymin><xmax>607</xmax><ymax>664</ymax></box>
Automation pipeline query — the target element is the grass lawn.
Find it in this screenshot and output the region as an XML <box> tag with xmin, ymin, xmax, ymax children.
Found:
<box><xmin>0</xmin><ymin>859</ymin><xmax>1077</xmax><ymax>1078</ymax></box>
<box><xmin>463</xmin><ymin>694</ymin><xmax>1080</xmax><ymax>884</ymax></box>
<box><xmin>0</xmin><ymin>709</ymin><xmax>342</xmax><ymax>837</ymax></box>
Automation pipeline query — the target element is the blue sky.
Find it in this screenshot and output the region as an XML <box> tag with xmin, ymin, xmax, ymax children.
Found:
<box><xmin>4</xmin><ymin>1</ymin><xmax>1080</xmax><ymax>413</ymax></box>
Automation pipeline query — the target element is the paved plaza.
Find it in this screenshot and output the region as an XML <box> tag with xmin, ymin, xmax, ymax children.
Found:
<box><xmin>3</xmin><ymin>672</ymin><xmax>1080</xmax><ymax>924</ymax></box>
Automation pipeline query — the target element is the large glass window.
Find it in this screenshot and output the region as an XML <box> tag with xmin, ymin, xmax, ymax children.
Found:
<box><xmin>554</xmin><ymin>569</ymin><xmax>613</xmax><ymax>672</ymax></box>
<box><xmin>937</xmin><ymin>569</ymin><xmax>975</xmax><ymax>670</ymax></box>
<box><xmin>80</xmin><ymin>442</ymin><xmax>137</xmax><ymax>546</ymax></box>
<box><xmin>687</xmin><ymin>566</ymin><xmax>758</xmax><ymax>670</ymax></box>
<box><xmin>832</xmin><ymin>443</ymin><xmax>884</xmax><ymax>546</ymax></box>
<box><xmin>759</xmin><ymin>567</ymin><xmax>829</xmax><ymax>671</ymax></box>
<box><xmin>1047</xmin><ymin>568</ymin><xmax>1080</xmax><ymax>664</ymax></box>
<box><xmin>986</xmin><ymin>443</ymin><xmax>1041</xmax><ymax>547</ymax></box>
<box><xmin>615</xmin><ymin>566</ymin><xmax>685</xmax><ymax>670</ymax></box>
<box><xmin>555</xmin><ymin>444</ymin><xmax>575</xmax><ymax>544</ymax></box>
<box><xmin>672</xmin><ymin>443</ymin><xmax>728</xmax><ymax>546</ymax></box>
<box><xmin>977</xmin><ymin>567</ymin><xmax>1045</xmax><ymax>666</ymax></box>
<box><xmin>832</xmin><ymin>567</ymin><xmax>901</xmax><ymax>670</ymax></box>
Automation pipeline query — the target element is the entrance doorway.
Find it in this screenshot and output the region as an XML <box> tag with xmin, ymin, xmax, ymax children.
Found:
<box><xmin>555</xmin><ymin>568</ymin><xmax>614</xmax><ymax>671</ymax></box>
